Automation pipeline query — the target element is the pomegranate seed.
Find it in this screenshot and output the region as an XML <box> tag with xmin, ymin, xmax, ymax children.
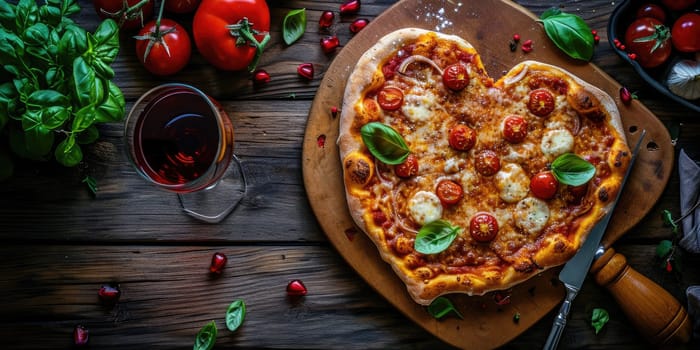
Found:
<box><xmin>209</xmin><ymin>252</ymin><xmax>227</xmax><ymax>274</ymax></box>
<box><xmin>98</xmin><ymin>284</ymin><xmax>121</xmax><ymax>303</ymax></box>
<box><xmin>253</xmin><ymin>69</ymin><xmax>271</xmax><ymax>84</ymax></box>
<box><xmin>522</xmin><ymin>39</ymin><xmax>533</xmax><ymax>47</ymax></box>
<box><xmin>666</xmin><ymin>259</ymin><xmax>673</xmax><ymax>272</ymax></box>
<box><xmin>619</xmin><ymin>86</ymin><xmax>633</xmax><ymax>105</ymax></box>
<box><xmin>319</xmin><ymin>11</ymin><xmax>334</xmax><ymax>29</ymax></box>
<box><xmin>594</xmin><ymin>35</ymin><xmax>600</xmax><ymax>44</ymax></box>
<box><xmin>321</xmin><ymin>35</ymin><xmax>340</xmax><ymax>54</ymax></box>
<box><xmin>317</xmin><ymin>134</ymin><xmax>326</xmax><ymax>148</ymax></box>
<box><xmin>628</xmin><ymin>53</ymin><xmax>637</xmax><ymax>60</ymax></box>
<box><xmin>330</xmin><ymin>106</ymin><xmax>339</xmax><ymax>117</ymax></box>
<box><xmin>340</xmin><ymin>0</ymin><xmax>360</xmax><ymax>15</ymax></box>
<box><xmin>619</xmin><ymin>44</ymin><xmax>626</xmax><ymax>51</ymax></box>
<box><xmin>591</xmin><ymin>29</ymin><xmax>598</xmax><ymax>36</ymax></box>
<box><xmin>493</xmin><ymin>291</ymin><xmax>511</xmax><ymax>305</ymax></box>
<box><xmin>297</xmin><ymin>63</ymin><xmax>314</xmax><ymax>80</ymax></box>
<box><xmin>350</xmin><ymin>18</ymin><xmax>369</xmax><ymax>34</ymax></box>
<box><xmin>512</xmin><ymin>33</ymin><xmax>520</xmax><ymax>42</ymax></box>
<box><xmin>73</xmin><ymin>325</ymin><xmax>89</xmax><ymax>346</ymax></box>
<box><xmin>521</xmin><ymin>44</ymin><xmax>533</xmax><ymax>53</ymax></box>
<box><xmin>286</xmin><ymin>279</ymin><xmax>308</xmax><ymax>296</ymax></box>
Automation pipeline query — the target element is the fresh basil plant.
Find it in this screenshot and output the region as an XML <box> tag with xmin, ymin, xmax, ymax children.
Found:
<box><xmin>540</xmin><ymin>8</ymin><xmax>595</xmax><ymax>61</ymax></box>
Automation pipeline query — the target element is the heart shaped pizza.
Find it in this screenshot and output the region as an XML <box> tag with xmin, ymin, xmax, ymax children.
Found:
<box><xmin>338</xmin><ymin>28</ymin><xmax>631</xmax><ymax>305</ymax></box>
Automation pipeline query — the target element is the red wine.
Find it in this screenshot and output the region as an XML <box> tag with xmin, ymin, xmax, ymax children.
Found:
<box><xmin>131</xmin><ymin>87</ymin><xmax>231</xmax><ymax>190</ymax></box>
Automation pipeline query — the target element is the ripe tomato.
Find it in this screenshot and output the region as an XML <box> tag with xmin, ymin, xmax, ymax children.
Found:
<box><xmin>377</xmin><ymin>87</ymin><xmax>404</xmax><ymax>111</ymax></box>
<box><xmin>671</xmin><ymin>13</ymin><xmax>700</xmax><ymax>52</ymax></box>
<box><xmin>474</xmin><ymin>150</ymin><xmax>500</xmax><ymax>176</ymax></box>
<box><xmin>530</xmin><ymin>171</ymin><xmax>558</xmax><ymax>200</ymax></box>
<box><xmin>395</xmin><ymin>154</ymin><xmax>419</xmax><ymax>178</ymax></box>
<box><xmin>436</xmin><ymin>180</ymin><xmax>463</xmax><ymax>205</ymax></box>
<box><xmin>442</xmin><ymin>64</ymin><xmax>469</xmax><ymax>91</ymax></box>
<box><xmin>448</xmin><ymin>124</ymin><xmax>477</xmax><ymax>151</ymax></box>
<box><xmin>528</xmin><ymin>89</ymin><xmax>555</xmax><ymax>117</ymax></box>
<box><xmin>469</xmin><ymin>212</ymin><xmax>499</xmax><ymax>242</ymax></box>
<box><xmin>193</xmin><ymin>0</ymin><xmax>270</xmax><ymax>71</ymax></box>
<box><xmin>502</xmin><ymin>115</ymin><xmax>528</xmax><ymax>144</ymax></box>
<box><xmin>624</xmin><ymin>17</ymin><xmax>672</xmax><ymax>68</ymax></box>
<box><xmin>661</xmin><ymin>0</ymin><xmax>696</xmax><ymax>11</ymax></box>
<box><xmin>165</xmin><ymin>0</ymin><xmax>202</xmax><ymax>14</ymax></box>
<box><xmin>636</xmin><ymin>3</ymin><xmax>666</xmax><ymax>22</ymax></box>
<box><xmin>135</xmin><ymin>19</ymin><xmax>192</xmax><ymax>76</ymax></box>
<box><xmin>93</xmin><ymin>0</ymin><xmax>154</xmax><ymax>30</ymax></box>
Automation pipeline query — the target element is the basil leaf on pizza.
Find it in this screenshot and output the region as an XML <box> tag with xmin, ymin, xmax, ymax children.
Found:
<box><xmin>360</xmin><ymin>122</ymin><xmax>410</xmax><ymax>165</ymax></box>
<box><xmin>551</xmin><ymin>153</ymin><xmax>596</xmax><ymax>186</ymax></box>
<box><xmin>414</xmin><ymin>220</ymin><xmax>461</xmax><ymax>254</ymax></box>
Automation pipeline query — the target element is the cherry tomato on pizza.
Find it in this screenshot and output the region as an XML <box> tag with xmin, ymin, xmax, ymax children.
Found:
<box><xmin>193</xmin><ymin>0</ymin><xmax>271</xmax><ymax>71</ymax></box>
<box><xmin>502</xmin><ymin>115</ymin><xmax>528</xmax><ymax>143</ymax></box>
<box><xmin>527</xmin><ymin>89</ymin><xmax>555</xmax><ymax>117</ymax></box>
<box><xmin>474</xmin><ymin>150</ymin><xmax>500</xmax><ymax>176</ymax></box>
<box><xmin>436</xmin><ymin>180</ymin><xmax>463</xmax><ymax>205</ymax></box>
<box><xmin>395</xmin><ymin>154</ymin><xmax>419</xmax><ymax>178</ymax></box>
<box><xmin>135</xmin><ymin>18</ymin><xmax>192</xmax><ymax>76</ymax></box>
<box><xmin>624</xmin><ymin>17</ymin><xmax>672</xmax><ymax>68</ymax></box>
<box><xmin>165</xmin><ymin>0</ymin><xmax>202</xmax><ymax>14</ymax></box>
<box><xmin>93</xmin><ymin>0</ymin><xmax>154</xmax><ymax>30</ymax></box>
<box><xmin>443</xmin><ymin>64</ymin><xmax>469</xmax><ymax>91</ymax></box>
<box><xmin>448</xmin><ymin>124</ymin><xmax>477</xmax><ymax>151</ymax></box>
<box><xmin>530</xmin><ymin>171</ymin><xmax>559</xmax><ymax>200</ymax></box>
<box><xmin>671</xmin><ymin>13</ymin><xmax>700</xmax><ymax>53</ymax></box>
<box><xmin>377</xmin><ymin>87</ymin><xmax>404</xmax><ymax>111</ymax></box>
<box><xmin>469</xmin><ymin>212</ymin><xmax>499</xmax><ymax>242</ymax></box>
<box><xmin>661</xmin><ymin>0</ymin><xmax>696</xmax><ymax>11</ymax></box>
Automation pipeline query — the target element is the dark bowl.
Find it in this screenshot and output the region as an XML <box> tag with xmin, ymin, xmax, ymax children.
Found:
<box><xmin>608</xmin><ymin>0</ymin><xmax>700</xmax><ymax>113</ymax></box>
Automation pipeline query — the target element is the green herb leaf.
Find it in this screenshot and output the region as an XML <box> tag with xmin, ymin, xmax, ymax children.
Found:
<box><xmin>283</xmin><ymin>8</ymin><xmax>306</xmax><ymax>45</ymax></box>
<box><xmin>193</xmin><ymin>321</ymin><xmax>217</xmax><ymax>350</ymax></box>
<box><xmin>225</xmin><ymin>299</ymin><xmax>246</xmax><ymax>332</ymax></box>
<box><xmin>540</xmin><ymin>8</ymin><xmax>562</xmax><ymax>20</ymax></box>
<box><xmin>54</xmin><ymin>134</ymin><xmax>82</xmax><ymax>167</ymax></box>
<box><xmin>414</xmin><ymin>220</ymin><xmax>461</xmax><ymax>255</ymax></box>
<box><xmin>427</xmin><ymin>297</ymin><xmax>464</xmax><ymax>320</ymax></box>
<box><xmin>655</xmin><ymin>239</ymin><xmax>673</xmax><ymax>259</ymax></box>
<box><xmin>661</xmin><ymin>209</ymin><xmax>679</xmax><ymax>235</ymax></box>
<box><xmin>82</xmin><ymin>175</ymin><xmax>97</xmax><ymax>196</ymax></box>
<box><xmin>550</xmin><ymin>153</ymin><xmax>595</xmax><ymax>186</ymax></box>
<box><xmin>360</xmin><ymin>122</ymin><xmax>410</xmax><ymax>165</ymax></box>
<box><xmin>540</xmin><ymin>10</ymin><xmax>595</xmax><ymax>61</ymax></box>
<box><xmin>591</xmin><ymin>308</ymin><xmax>609</xmax><ymax>334</ymax></box>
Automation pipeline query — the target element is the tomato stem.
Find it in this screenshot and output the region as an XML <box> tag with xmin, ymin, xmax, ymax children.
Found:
<box><xmin>133</xmin><ymin>0</ymin><xmax>174</xmax><ymax>62</ymax></box>
<box><xmin>226</xmin><ymin>18</ymin><xmax>270</xmax><ymax>72</ymax></box>
<box><xmin>101</xmin><ymin>0</ymin><xmax>151</xmax><ymax>28</ymax></box>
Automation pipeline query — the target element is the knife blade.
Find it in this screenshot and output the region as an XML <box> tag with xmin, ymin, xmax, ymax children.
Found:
<box><xmin>543</xmin><ymin>129</ymin><xmax>646</xmax><ymax>350</ymax></box>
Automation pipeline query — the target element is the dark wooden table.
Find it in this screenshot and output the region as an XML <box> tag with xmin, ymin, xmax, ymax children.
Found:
<box><xmin>1</xmin><ymin>0</ymin><xmax>699</xmax><ymax>349</ymax></box>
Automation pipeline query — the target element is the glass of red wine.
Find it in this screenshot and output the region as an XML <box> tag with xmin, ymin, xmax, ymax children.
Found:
<box><xmin>124</xmin><ymin>83</ymin><xmax>246</xmax><ymax>223</ymax></box>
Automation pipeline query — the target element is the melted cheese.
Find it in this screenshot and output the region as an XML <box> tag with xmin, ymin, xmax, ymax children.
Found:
<box><xmin>541</xmin><ymin>129</ymin><xmax>574</xmax><ymax>159</ymax></box>
<box><xmin>408</xmin><ymin>191</ymin><xmax>443</xmax><ymax>225</ymax></box>
<box><xmin>514</xmin><ymin>197</ymin><xmax>550</xmax><ymax>235</ymax></box>
<box><xmin>401</xmin><ymin>89</ymin><xmax>440</xmax><ymax>123</ymax></box>
<box><xmin>495</xmin><ymin>163</ymin><xmax>529</xmax><ymax>203</ymax></box>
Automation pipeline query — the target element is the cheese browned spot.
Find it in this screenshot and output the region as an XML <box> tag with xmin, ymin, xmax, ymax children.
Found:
<box><xmin>343</xmin><ymin>151</ymin><xmax>374</xmax><ymax>189</ymax></box>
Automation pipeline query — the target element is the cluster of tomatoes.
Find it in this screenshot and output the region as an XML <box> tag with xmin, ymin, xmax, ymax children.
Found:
<box><xmin>623</xmin><ymin>0</ymin><xmax>699</xmax><ymax>68</ymax></box>
<box><xmin>93</xmin><ymin>0</ymin><xmax>271</xmax><ymax>75</ymax></box>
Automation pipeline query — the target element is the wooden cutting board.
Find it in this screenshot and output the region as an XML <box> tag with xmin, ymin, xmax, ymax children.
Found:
<box><xmin>301</xmin><ymin>0</ymin><xmax>673</xmax><ymax>348</ymax></box>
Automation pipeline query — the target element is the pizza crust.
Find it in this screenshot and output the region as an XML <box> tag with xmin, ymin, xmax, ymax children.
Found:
<box><xmin>338</xmin><ymin>28</ymin><xmax>630</xmax><ymax>305</ymax></box>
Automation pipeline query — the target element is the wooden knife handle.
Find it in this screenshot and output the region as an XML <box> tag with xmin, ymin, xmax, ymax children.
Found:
<box><xmin>589</xmin><ymin>247</ymin><xmax>692</xmax><ymax>346</ymax></box>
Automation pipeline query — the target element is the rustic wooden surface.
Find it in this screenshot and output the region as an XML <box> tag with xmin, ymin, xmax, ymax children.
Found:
<box><xmin>1</xmin><ymin>0</ymin><xmax>699</xmax><ymax>349</ymax></box>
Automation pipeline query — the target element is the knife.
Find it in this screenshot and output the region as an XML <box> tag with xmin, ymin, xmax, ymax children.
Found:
<box><xmin>543</xmin><ymin>129</ymin><xmax>646</xmax><ymax>350</ymax></box>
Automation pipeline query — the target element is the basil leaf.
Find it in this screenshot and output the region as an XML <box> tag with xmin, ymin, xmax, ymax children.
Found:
<box><xmin>360</xmin><ymin>122</ymin><xmax>410</xmax><ymax>165</ymax></box>
<box><xmin>591</xmin><ymin>308</ymin><xmax>609</xmax><ymax>334</ymax></box>
<box><xmin>427</xmin><ymin>297</ymin><xmax>464</xmax><ymax>320</ymax></box>
<box><xmin>76</xmin><ymin>125</ymin><xmax>99</xmax><ymax>145</ymax></box>
<box><xmin>283</xmin><ymin>8</ymin><xmax>306</xmax><ymax>45</ymax></box>
<box><xmin>72</xmin><ymin>56</ymin><xmax>96</xmax><ymax>106</ymax></box>
<box><xmin>414</xmin><ymin>220</ymin><xmax>461</xmax><ymax>255</ymax></box>
<box><xmin>95</xmin><ymin>81</ymin><xmax>125</xmax><ymax>123</ymax></box>
<box><xmin>193</xmin><ymin>321</ymin><xmax>217</xmax><ymax>350</ymax></box>
<box><xmin>655</xmin><ymin>239</ymin><xmax>673</xmax><ymax>259</ymax></box>
<box><xmin>55</xmin><ymin>134</ymin><xmax>82</xmax><ymax>167</ymax></box>
<box><xmin>550</xmin><ymin>153</ymin><xmax>595</xmax><ymax>186</ymax></box>
<box><xmin>225</xmin><ymin>299</ymin><xmax>246</xmax><ymax>332</ymax></box>
<box><xmin>540</xmin><ymin>7</ymin><xmax>561</xmax><ymax>20</ymax></box>
<box><xmin>540</xmin><ymin>11</ymin><xmax>594</xmax><ymax>61</ymax></box>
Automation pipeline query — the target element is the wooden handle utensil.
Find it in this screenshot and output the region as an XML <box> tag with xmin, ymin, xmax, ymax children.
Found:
<box><xmin>590</xmin><ymin>247</ymin><xmax>692</xmax><ymax>346</ymax></box>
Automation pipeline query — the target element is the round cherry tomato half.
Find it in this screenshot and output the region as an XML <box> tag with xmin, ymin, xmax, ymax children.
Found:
<box><xmin>624</xmin><ymin>17</ymin><xmax>672</xmax><ymax>68</ymax></box>
<box><xmin>93</xmin><ymin>0</ymin><xmax>154</xmax><ymax>30</ymax></box>
<box><xmin>502</xmin><ymin>115</ymin><xmax>528</xmax><ymax>144</ymax></box>
<box><xmin>436</xmin><ymin>179</ymin><xmax>463</xmax><ymax>205</ymax></box>
<box><xmin>165</xmin><ymin>0</ymin><xmax>202</xmax><ymax>14</ymax></box>
<box><xmin>469</xmin><ymin>212</ymin><xmax>499</xmax><ymax>242</ymax></box>
<box><xmin>395</xmin><ymin>154</ymin><xmax>419</xmax><ymax>178</ymax></box>
<box><xmin>377</xmin><ymin>87</ymin><xmax>404</xmax><ymax>111</ymax></box>
<box><xmin>671</xmin><ymin>13</ymin><xmax>700</xmax><ymax>53</ymax></box>
<box><xmin>193</xmin><ymin>0</ymin><xmax>270</xmax><ymax>71</ymax></box>
<box><xmin>661</xmin><ymin>0</ymin><xmax>696</xmax><ymax>11</ymax></box>
<box><xmin>135</xmin><ymin>18</ymin><xmax>192</xmax><ymax>76</ymax></box>
<box><xmin>527</xmin><ymin>89</ymin><xmax>555</xmax><ymax>117</ymax></box>
<box><xmin>636</xmin><ymin>4</ymin><xmax>666</xmax><ymax>22</ymax></box>
<box><xmin>530</xmin><ymin>171</ymin><xmax>559</xmax><ymax>200</ymax></box>
<box><xmin>474</xmin><ymin>150</ymin><xmax>500</xmax><ymax>177</ymax></box>
<box><xmin>442</xmin><ymin>64</ymin><xmax>469</xmax><ymax>91</ymax></box>
<box><xmin>448</xmin><ymin>124</ymin><xmax>477</xmax><ymax>151</ymax></box>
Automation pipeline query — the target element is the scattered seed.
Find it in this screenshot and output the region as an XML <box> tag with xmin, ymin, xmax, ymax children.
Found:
<box><xmin>209</xmin><ymin>252</ymin><xmax>227</xmax><ymax>274</ymax></box>
<box><xmin>286</xmin><ymin>279</ymin><xmax>308</xmax><ymax>296</ymax></box>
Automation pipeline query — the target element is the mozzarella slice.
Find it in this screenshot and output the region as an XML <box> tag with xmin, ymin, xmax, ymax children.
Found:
<box><xmin>408</xmin><ymin>191</ymin><xmax>443</xmax><ymax>225</ymax></box>
<box><xmin>514</xmin><ymin>197</ymin><xmax>550</xmax><ymax>235</ymax></box>
<box><xmin>495</xmin><ymin>163</ymin><xmax>530</xmax><ymax>203</ymax></box>
<box><xmin>540</xmin><ymin>129</ymin><xmax>574</xmax><ymax>159</ymax></box>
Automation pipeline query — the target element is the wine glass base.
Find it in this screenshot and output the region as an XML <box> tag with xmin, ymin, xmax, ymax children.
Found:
<box><xmin>177</xmin><ymin>155</ymin><xmax>247</xmax><ymax>224</ymax></box>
